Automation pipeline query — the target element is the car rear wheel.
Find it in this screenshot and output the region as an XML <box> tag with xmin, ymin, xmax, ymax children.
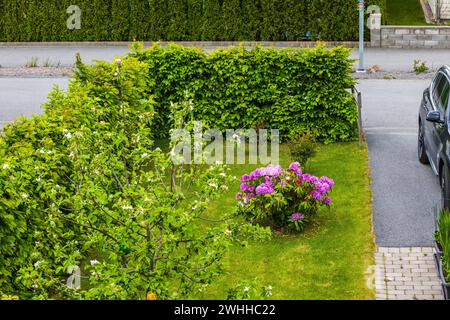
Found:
<box><xmin>418</xmin><ymin>123</ymin><xmax>429</xmax><ymax>164</ymax></box>
<box><xmin>441</xmin><ymin>166</ymin><xmax>450</xmax><ymax>210</ymax></box>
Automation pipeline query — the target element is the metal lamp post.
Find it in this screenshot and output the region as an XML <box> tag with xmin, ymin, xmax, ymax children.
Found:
<box><xmin>357</xmin><ymin>0</ymin><xmax>366</xmax><ymax>73</ymax></box>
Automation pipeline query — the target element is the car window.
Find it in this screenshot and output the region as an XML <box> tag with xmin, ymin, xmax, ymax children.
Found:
<box><xmin>433</xmin><ymin>73</ymin><xmax>450</xmax><ymax>112</ymax></box>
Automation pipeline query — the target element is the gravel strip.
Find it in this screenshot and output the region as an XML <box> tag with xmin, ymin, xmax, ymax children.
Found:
<box><xmin>0</xmin><ymin>67</ymin><xmax>435</xmax><ymax>80</ymax></box>
<box><xmin>0</xmin><ymin>67</ymin><xmax>73</xmax><ymax>78</ymax></box>
<box><xmin>353</xmin><ymin>71</ymin><xmax>435</xmax><ymax>80</ymax></box>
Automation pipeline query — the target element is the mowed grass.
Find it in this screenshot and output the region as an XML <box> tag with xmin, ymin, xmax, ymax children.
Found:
<box><xmin>199</xmin><ymin>142</ymin><xmax>375</xmax><ymax>300</ymax></box>
<box><xmin>387</xmin><ymin>0</ymin><xmax>429</xmax><ymax>25</ymax></box>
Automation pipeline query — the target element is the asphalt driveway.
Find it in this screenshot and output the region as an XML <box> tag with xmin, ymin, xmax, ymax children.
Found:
<box><xmin>359</xmin><ymin>79</ymin><xmax>441</xmax><ymax>247</ymax></box>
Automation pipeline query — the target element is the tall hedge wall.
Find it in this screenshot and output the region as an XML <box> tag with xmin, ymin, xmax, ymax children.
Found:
<box><xmin>0</xmin><ymin>0</ymin><xmax>386</xmax><ymax>41</ymax></box>
<box><xmin>104</xmin><ymin>43</ymin><xmax>357</xmax><ymax>143</ymax></box>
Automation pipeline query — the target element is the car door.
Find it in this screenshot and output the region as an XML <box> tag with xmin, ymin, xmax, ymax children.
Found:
<box><xmin>428</xmin><ymin>72</ymin><xmax>450</xmax><ymax>167</ymax></box>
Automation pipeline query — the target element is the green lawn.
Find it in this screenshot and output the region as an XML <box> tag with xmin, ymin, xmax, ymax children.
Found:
<box><xmin>198</xmin><ymin>142</ymin><xmax>375</xmax><ymax>300</ymax></box>
<box><xmin>386</xmin><ymin>0</ymin><xmax>429</xmax><ymax>25</ymax></box>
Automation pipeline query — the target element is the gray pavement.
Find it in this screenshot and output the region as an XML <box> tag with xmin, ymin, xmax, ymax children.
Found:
<box><xmin>0</xmin><ymin>46</ymin><xmax>130</xmax><ymax>68</ymax></box>
<box><xmin>0</xmin><ymin>45</ymin><xmax>450</xmax><ymax>71</ymax></box>
<box><xmin>350</xmin><ymin>48</ymin><xmax>450</xmax><ymax>72</ymax></box>
<box><xmin>0</xmin><ymin>78</ymin><xmax>68</xmax><ymax>128</ymax></box>
<box><xmin>359</xmin><ymin>79</ymin><xmax>441</xmax><ymax>246</ymax></box>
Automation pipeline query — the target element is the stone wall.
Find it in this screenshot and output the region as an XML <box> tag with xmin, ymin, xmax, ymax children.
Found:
<box><xmin>370</xmin><ymin>14</ymin><xmax>450</xmax><ymax>48</ymax></box>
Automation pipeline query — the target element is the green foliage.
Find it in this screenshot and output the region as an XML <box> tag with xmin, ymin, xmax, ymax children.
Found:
<box><xmin>0</xmin><ymin>56</ymin><xmax>270</xmax><ymax>299</ymax></box>
<box><xmin>0</xmin><ymin>0</ymin><xmax>386</xmax><ymax>41</ymax></box>
<box><xmin>413</xmin><ymin>59</ymin><xmax>430</xmax><ymax>75</ymax></box>
<box><xmin>436</xmin><ymin>209</ymin><xmax>450</xmax><ymax>281</ymax></box>
<box><xmin>226</xmin><ymin>278</ymin><xmax>273</xmax><ymax>300</ymax></box>
<box><xmin>127</xmin><ymin>43</ymin><xmax>357</xmax><ymax>143</ymax></box>
<box><xmin>287</xmin><ymin>131</ymin><xmax>318</xmax><ymax>167</ymax></box>
<box><xmin>25</xmin><ymin>57</ymin><xmax>39</xmax><ymax>68</ymax></box>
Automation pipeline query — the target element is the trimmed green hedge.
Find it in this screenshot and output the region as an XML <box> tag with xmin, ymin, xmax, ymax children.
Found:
<box><xmin>123</xmin><ymin>43</ymin><xmax>356</xmax><ymax>143</ymax></box>
<box><xmin>0</xmin><ymin>0</ymin><xmax>386</xmax><ymax>41</ymax></box>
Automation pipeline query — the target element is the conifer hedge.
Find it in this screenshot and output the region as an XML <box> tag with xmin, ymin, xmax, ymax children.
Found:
<box><xmin>0</xmin><ymin>0</ymin><xmax>386</xmax><ymax>41</ymax></box>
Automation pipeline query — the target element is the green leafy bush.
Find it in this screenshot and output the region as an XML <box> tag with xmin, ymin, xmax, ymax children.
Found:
<box><xmin>0</xmin><ymin>0</ymin><xmax>386</xmax><ymax>42</ymax></box>
<box><xmin>287</xmin><ymin>131</ymin><xmax>318</xmax><ymax>167</ymax></box>
<box><xmin>127</xmin><ymin>43</ymin><xmax>358</xmax><ymax>143</ymax></box>
<box><xmin>436</xmin><ymin>209</ymin><xmax>450</xmax><ymax>281</ymax></box>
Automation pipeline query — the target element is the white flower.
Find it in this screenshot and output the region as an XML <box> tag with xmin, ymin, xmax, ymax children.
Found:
<box><xmin>232</xmin><ymin>134</ymin><xmax>240</xmax><ymax>140</ymax></box>
<box><xmin>155</xmin><ymin>147</ymin><xmax>161</xmax><ymax>152</ymax></box>
<box><xmin>39</xmin><ymin>149</ymin><xmax>45</xmax><ymax>154</ymax></box>
<box><xmin>34</xmin><ymin>260</ymin><xmax>41</xmax><ymax>268</ymax></box>
<box><xmin>141</xmin><ymin>153</ymin><xmax>148</xmax><ymax>158</ymax></box>
<box><xmin>90</xmin><ymin>259</ymin><xmax>99</xmax><ymax>266</ymax></box>
<box><xmin>36</xmin><ymin>177</ymin><xmax>41</xmax><ymax>182</ymax></box>
<box><xmin>47</xmin><ymin>150</ymin><xmax>52</xmax><ymax>155</ymax></box>
<box><xmin>31</xmin><ymin>284</ymin><xmax>39</xmax><ymax>289</ymax></box>
<box><xmin>21</xmin><ymin>193</ymin><xmax>28</xmax><ymax>199</ymax></box>
<box><xmin>64</xmin><ymin>132</ymin><xmax>72</xmax><ymax>139</ymax></box>
<box><xmin>192</xmin><ymin>205</ymin><xmax>197</xmax><ymax>211</ymax></box>
<box><xmin>208</xmin><ymin>182</ymin><xmax>218</xmax><ymax>189</ymax></box>
<box><xmin>219</xmin><ymin>172</ymin><xmax>226</xmax><ymax>177</ymax></box>
<box><xmin>122</xmin><ymin>205</ymin><xmax>133</xmax><ymax>210</ymax></box>
<box><xmin>2</xmin><ymin>164</ymin><xmax>9</xmax><ymax>170</ymax></box>
<box><xmin>244</xmin><ymin>287</ymin><xmax>250</xmax><ymax>293</ymax></box>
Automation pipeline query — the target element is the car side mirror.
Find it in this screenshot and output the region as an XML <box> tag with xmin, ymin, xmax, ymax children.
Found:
<box><xmin>426</xmin><ymin>111</ymin><xmax>444</xmax><ymax>123</ymax></box>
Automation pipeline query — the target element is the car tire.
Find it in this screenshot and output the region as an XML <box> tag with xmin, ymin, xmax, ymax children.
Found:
<box><xmin>418</xmin><ymin>123</ymin><xmax>429</xmax><ymax>164</ymax></box>
<box><xmin>441</xmin><ymin>166</ymin><xmax>450</xmax><ymax>210</ymax></box>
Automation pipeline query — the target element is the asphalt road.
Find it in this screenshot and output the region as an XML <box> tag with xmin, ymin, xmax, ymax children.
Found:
<box><xmin>359</xmin><ymin>79</ymin><xmax>441</xmax><ymax>247</ymax></box>
<box><xmin>0</xmin><ymin>78</ymin><xmax>68</xmax><ymax>128</ymax></box>
<box><xmin>1</xmin><ymin>45</ymin><xmax>450</xmax><ymax>72</ymax></box>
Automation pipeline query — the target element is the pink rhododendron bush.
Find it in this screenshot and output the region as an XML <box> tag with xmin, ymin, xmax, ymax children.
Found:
<box><xmin>236</xmin><ymin>163</ymin><xmax>334</xmax><ymax>232</ymax></box>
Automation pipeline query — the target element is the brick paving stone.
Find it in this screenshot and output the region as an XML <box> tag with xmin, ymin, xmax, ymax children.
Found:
<box><xmin>374</xmin><ymin>247</ymin><xmax>444</xmax><ymax>300</ymax></box>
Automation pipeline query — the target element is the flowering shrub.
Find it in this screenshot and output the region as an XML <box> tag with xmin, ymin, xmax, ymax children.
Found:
<box><xmin>236</xmin><ymin>163</ymin><xmax>334</xmax><ymax>232</ymax></box>
<box><xmin>0</xmin><ymin>57</ymin><xmax>270</xmax><ymax>300</ymax></box>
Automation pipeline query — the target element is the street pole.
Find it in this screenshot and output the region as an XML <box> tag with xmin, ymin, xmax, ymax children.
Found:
<box><xmin>357</xmin><ymin>0</ymin><xmax>365</xmax><ymax>73</ymax></box>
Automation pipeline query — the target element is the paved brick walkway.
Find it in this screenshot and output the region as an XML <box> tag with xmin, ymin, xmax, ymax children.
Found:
<box><xmin>375</xmin><ymin>247</ymin><xmax>444</xmax><ymax>300</ymax></box>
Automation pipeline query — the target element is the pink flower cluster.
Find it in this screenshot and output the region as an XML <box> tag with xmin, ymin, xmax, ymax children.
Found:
<box><xmin>237</xmin><ymin>163</ymin><xmax>333</xmax><ymax>206</ymax></box>
<box><xmin>236</xmin><ymin>163</ymin><xmax>334</xmax><ymax>232</ymax></box>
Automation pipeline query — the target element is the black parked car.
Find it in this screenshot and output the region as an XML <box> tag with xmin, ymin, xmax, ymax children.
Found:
<box><xmin>418</xmin><ymin>66</ymin><xmax>450</xmax><ymax>208</ymax></box>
